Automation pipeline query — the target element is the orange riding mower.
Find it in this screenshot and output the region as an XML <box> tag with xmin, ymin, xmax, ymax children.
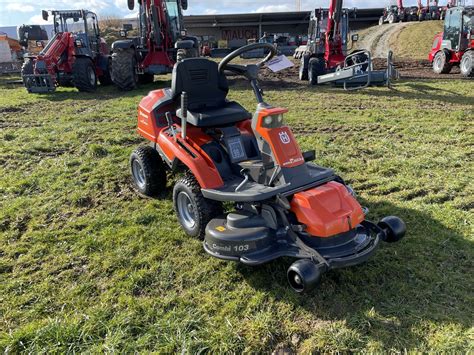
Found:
<box><xmin>130</xmin><ymin>43</ymin><xmax>406</xmax><ymax>292</ymax></box>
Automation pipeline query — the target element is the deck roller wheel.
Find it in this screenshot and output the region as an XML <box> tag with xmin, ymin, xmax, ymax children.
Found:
<box><xmin>378</xmin><ymin>216</ymin><xmax>406</xmax><ymax>243</ymax></box>
<box><xmin>287</xmin><ymin>259</ymin><xmax>323</xmax><ymax>293</ymax></box>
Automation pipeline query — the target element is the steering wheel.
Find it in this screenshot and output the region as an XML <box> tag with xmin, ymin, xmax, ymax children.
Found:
<box><xmin>218</xmin><ymin>43</ymin><xmax>277</xmax><ymax>76</ymax></box>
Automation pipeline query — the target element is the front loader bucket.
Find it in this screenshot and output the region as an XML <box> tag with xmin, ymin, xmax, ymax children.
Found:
<box><xmin>22</xmin><ymin>74</ymin><xmax>55</xmax><ymax>93</ymax></box>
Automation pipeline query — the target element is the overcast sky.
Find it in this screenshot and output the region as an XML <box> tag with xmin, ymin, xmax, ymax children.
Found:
<box><xmin>0</xmin><ymin>0</ymin><xmax>472</xmax><ymax>26</ymax></box>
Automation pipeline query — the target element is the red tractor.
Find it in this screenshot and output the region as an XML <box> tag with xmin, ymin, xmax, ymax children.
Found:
<box><xmin>429</xmin><ymin>5</ymin><xmax>474</xmax><ymax>77</ymax></box>
<box><xmin>111</xmin><ymin>0</ymin><xmax>199</xmax><ymax>90</ymax></box>
<box><xmin>21</xmin><ymin>10</ymin><xmax>111</xmax><ymax>93</ymax></box>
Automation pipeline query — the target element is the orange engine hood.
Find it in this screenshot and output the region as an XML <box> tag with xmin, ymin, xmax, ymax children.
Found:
<box><xmin>290</xmin><ymin>181</ymin><xmax>365</xmax><ymax>237</ymax></box>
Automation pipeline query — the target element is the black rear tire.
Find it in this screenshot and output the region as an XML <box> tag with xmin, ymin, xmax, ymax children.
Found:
<box><xmin>72</xmin><ymin>57</ymin><xmax>97</xmax><ymax>92</ymax></box>
<box><xmin>433</xmin><ymin>51</ymin><xmax>452</xmax><ymax>74</ymax></box>
<box><xmin>308</xmin><ymin>57</ymin><xmax>326</xmax><ymax>85</ymax></box>
<box><xmin>460</xmin><ymin>51</ymin><xmax>474</xmax><ymax>78</ymax></box>
<box><xmin>111</xmin><ymin>48</ymin><xmax>138</xmax><ymax>91</ymax></box>
<box><xmin>130</xmin><ymin>146</ymin><xmax>167</xmax><ymax>196</ymax></box>
<box><xmin>173</xmin><ymin>174</ymin><xmax>223</xmax><ymax>239</ymax></box>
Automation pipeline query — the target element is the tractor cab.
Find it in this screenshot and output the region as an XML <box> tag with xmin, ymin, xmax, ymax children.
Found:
<box><xmin>440</xmin><ymin>6</ymin><xmax>473</xmax><ymax>52</ymax></box>
<box><xmin>40</xmin><ymin>10</ymin><xmax>105</xmax><ymax>58</ymax></box>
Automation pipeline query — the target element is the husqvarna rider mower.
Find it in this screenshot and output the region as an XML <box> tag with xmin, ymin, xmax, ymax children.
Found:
<box><xmin>130</xmin><ymin>43</ymin><xmax>406</xmax><ymax>292</ymax></box>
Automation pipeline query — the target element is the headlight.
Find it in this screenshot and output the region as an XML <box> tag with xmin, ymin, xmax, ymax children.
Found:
<box><xmin>262</xmin><ymin>114</ymin><xmax>284</xmax><ymax>128</ymax></box>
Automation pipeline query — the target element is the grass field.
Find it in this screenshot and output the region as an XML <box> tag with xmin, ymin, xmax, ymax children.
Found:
<box><xmin>389</xmin><ymin>21</ymin><xmax>444</xmax><ymax>60</ymax></box>
<box><xmin>1</xmin><ymin>73</ymin><xmax>473</xmax><ymax>352</ymax></box>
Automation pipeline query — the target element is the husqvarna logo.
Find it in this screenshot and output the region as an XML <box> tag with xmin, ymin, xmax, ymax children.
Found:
<box><xmin>138</xmin><ymin>110</ymin><xmax>149</xmax><ymax>125</ymax></box>
<box><xmin>279</xmin><ymin>131</ymin><xmax>291</xmax><ymax>144</ymax></box>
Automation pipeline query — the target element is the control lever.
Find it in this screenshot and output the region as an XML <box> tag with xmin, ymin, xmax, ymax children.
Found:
<box><xmin>165</xmin><ymin>112</ymin><xmax>176</xmax><ymax>139</ymax></box>
<box><xmin>181</xmin><ymin>92</ymin><xmax>188</xmax><ymax>140</ymax></box>
<box><xmin>235</xmin><ymin>168</ymin><xmax>250</xmax><ymax>192</ymax></box>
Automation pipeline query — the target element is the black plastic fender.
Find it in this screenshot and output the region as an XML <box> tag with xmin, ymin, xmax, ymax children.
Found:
<box><xmin>111</xmin><ymin>39</ymin><xmax>135</xmax><ymax>51</ymax></box>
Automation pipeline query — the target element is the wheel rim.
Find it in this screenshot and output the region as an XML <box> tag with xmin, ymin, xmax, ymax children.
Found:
<box><xmin>132</xmin><ymin>159</ymin><xmax>146</xmax><ymax>189</ymax></box>
<box><xmin>461</xmin><ymin>56</ymin><xmax>471</xmax><ymax>73</ymax></box>
<box><xmin>88</xmin><ymin>66</ymin><xmax>96</xmax><ymax>85</ymax></box>
<box><xmin>435</xmin><ymin>55</ymin><xmax>442</xmax><ymax>71</ymax></box>
<box><xmin>177</xmin><ymin>191</ymin><xmax>196</xmax><ymax>229</ymax></box>
<box><xmin>288</xmin><ymin>270</ymin><xmax>304</xmax><ymax>292</ymax></box>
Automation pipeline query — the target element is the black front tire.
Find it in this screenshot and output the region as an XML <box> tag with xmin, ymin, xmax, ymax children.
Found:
<box><xmin>130</xmin><ymin>146</ymin><xmax>167</xmax><ymax>196</ymax></box>
<box><xmin>299</xmin><ymin>54</ymin><xmax>309</xmax><ymax>81</ymax></box>
<box><xmin>433</xmin><ymin>51</ymin><xmax>452</xmax><ymax>74</ymax></box>
<box><xmin>378</xmin><ymin>216</ymin><xmax>406</xmax><ymax>243</ymax></box>
<box><xmin>173</xmin><ymin>174</ymin><xmax>223</xmax><ymax>239</ymax></box>
<box><xmin>99</xmin><ymin>57</ymin><xmax>113</xmax><ymax>86</ymax></box>
<box><xmin>21</xmin><ymin>59</ymin><xmax>34</xmax><ymax>92</ymax></box>
<box><xmin>111</xmin><ymin>48</ymin><xmax>138</xmax><ymax>91</ymax></box>
<box><xmin>72</xmin><ymin>57</ymin><xmax>97</xmax><ymax>92</ymax></box>
<box><xmin>21</xmin><ymin>58</ymin><xmax>33</xmax><ymax>76</ymax></box>
<box><xmin>287</xmin><ymin>259</ymin><xmax>323</xmax><ymax>293</ymax></box>
<box><xmin>308</xmin><ymin>57</ymin><xmax>326</xmax><ymax>85</ymax></box>
<box><xmin>460</xmin><ymin>51</ymin><xmax>474</xmax><ymax>78</ymax></box>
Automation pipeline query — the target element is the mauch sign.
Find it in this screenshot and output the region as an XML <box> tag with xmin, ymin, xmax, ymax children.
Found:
<box><xmin>222</xmin><ymin>28</ymin><xmax>258</xmax><ymax>42</ymax></box>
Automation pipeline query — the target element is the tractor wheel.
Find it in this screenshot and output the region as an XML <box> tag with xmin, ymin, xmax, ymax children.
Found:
<box><xmin>379</xmin><ymin>16</ymin><xmax>384</xmax><ymax>25</ymax></box>
<box><xmin>433</xmin><ymin>51</ymin><xmax>452</xmax><ymax>74</ymax></box>
<box><xmin>72</xmin><ymin>57</ymin><xmax>97</xmax><ymax>92</ymax></box>
<box><xmin>299</xmin><ymin>54</ymin><xmax>309</xmax><ymax>81</ymax></box>
<box><xmin>308</xmin><ymin>57</ymin><xmax>325</xmax><ymax>85</ymax></box>
<box><xmin>111</xmin><ymin>48</ymin><xmax>138</xmax><ymax>91</ymax></box>
<box><xmin>388</xmin><ymin>13</ymin><xmax>395</xmax><ymax>24</ymax></box>
<box><xmin>460</xmin><ymin>51</ymin><xmax>474</xmax><ymax>78</ymax></box>
<box><xmin>138</xmin><ymin>73</ymin><xmax>154</xmax><ymax>84</ymax></box>
<box><xmin>21</xmin><ymin>58</ymin><xmax>33</xmax><ymax>76</ymax></box>
<box><xmin>21</xmin><ymin>59</ymin><xmax>34</xmax><ymax>92</ymax></box>
<box><xmin>173</xmin><ymin>173</ymin><xmax>223</xmax><ymax>239</ymax></box>
<box><xmin>130</xmin><ymin>146</ymin><xmax>167</xmax><ymax>196</ymax></box>
<box><xmin>99</xmin><ymin>57</ymin><xmax>113</xmax><ymax>86</ymax></box>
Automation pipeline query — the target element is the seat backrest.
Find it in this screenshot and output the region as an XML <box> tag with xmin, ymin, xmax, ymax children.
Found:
<box><xmin>171</xmin><ymin>58</ymin><xmax>229</xmax><ymax>110</ymax></box>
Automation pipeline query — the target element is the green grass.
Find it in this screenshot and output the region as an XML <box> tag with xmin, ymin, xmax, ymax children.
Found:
<box><xmin>1</xmin><ymin>74</ymin><xmax>473</xmax><ymax>352</ymax></box>
<box><xmin>390</xmin><ymin>21</ymin><xmax>444</xmax><ymax>60</ymax></box>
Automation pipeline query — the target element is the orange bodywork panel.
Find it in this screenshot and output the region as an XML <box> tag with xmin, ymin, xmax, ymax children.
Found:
<box><xmin>290</xmin><ymin>181</ymin><xmax>365</xmax><ymax>237</ymax></box>
<box><xmin>137</xmin><ymin>89</ymin><xmax>223</xmax><ymax>189</ymax></box>
<box><xmin>137</xmin><ymin>89</ymin><xmax>171</xmax><ymax>141</ymax></box>
<box><xmin>157</xmin><ymin>131</ymin><xmax>224</xmax><ymax>189</ymax></box>
<box><xmin>254</xmin><ymin>107</ymin><xmax>304</xmax><ymax>168</ymax></box>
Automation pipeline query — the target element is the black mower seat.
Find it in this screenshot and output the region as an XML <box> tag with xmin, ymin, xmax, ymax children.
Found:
<box><xmin>172</xmin><ymin>58</ymin><xmax>250</xmax><ymax>127</ymax></box>
<box><xmin>177</xmin><ymin>101</ymin><xmax>251</xmax><ymax>127</ymax></box>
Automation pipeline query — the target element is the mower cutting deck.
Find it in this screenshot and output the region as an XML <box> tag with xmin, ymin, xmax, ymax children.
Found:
<box><xmin>130</xmin><ymin>42</ymin><xmax>406</xmax><ymax>292</ymax></box>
